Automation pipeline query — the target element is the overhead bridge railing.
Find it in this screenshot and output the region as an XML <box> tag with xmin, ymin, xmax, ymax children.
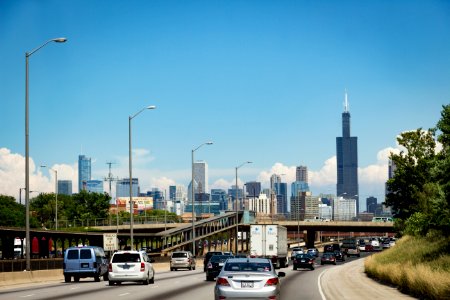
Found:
<box><xmin>156</xmin><ymin>212</ymin><xmax>240</xmax><ymax>254</ymax></box>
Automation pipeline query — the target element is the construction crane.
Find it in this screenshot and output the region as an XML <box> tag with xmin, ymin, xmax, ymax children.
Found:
<box><xmin>105</xmin><ymin>162</ymin><xmax>120</xmax><ymax>234</ymax></box>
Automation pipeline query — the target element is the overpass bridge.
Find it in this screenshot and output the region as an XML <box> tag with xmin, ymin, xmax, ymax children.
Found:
<box><xmin>0</xmin><ymin>211</ymin><xmax>395</xmax><ymax>263</ymax></box>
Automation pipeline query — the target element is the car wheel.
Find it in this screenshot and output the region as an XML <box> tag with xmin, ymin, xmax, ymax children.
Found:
<box><xmin>311</xmin><ymin>266</ymin><xmax>315</xmax><ymax>270</ymax></box>
<box><xmin>149</xmin><ymin>273</ymin><xmax>155</xmax><ymax>284</ymax></box>
<box><xmin>293</xmin><ymin>266</ymin><xmax>297</xmax><ymax>270</ymax></box>
<box><xmin>64</xmin><ymin>275</ymin><xmax>71</xmax><ymax>283</ymax></box>
<box><xmin>74</xmin><ymin>276</ymin><xmax>80</xmax><ymax>282</ymax></box>
<box><xmin>170</xmin><ymin>267</ymin><xmax>174</xmax><ymax>271</ymax></box>
<box><xmin>109</xmin><ymin>280</ymin><xmax>115</xmax><ymax>286</ymax></box>
<box><xmin>143</xmin><ymin>274</ymin><xmax>149</xmax><ymax>285</ymax></box>
<box><xmin>94</xmin><ymin>275</ymin><xmax>100</xmax><ymax>282</ymax></box>
<box><xmin>321</xmin><ymin>263</ymin><xmax>324</xmax><ymax>265</ymax></box>
<box><xmin>103</xmin><ymin>273</ymin><xmax>109</xmax><ymax>281</ymax></box>
<box><xmin>193</xmin><ymin>265</ymin><xmax>196</xmax><ymax>270</ymax></box>
<box><xmin>206</xmin><ymin>275</ymin><xmax>212</xmax><ymax>281</ymax></box>
<box><xmin>189</xmin><ymin>265</ymin><xmax>192</xmax><ymax>270</ymax></box>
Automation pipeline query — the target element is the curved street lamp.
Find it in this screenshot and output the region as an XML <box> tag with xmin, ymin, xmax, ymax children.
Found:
<box><xmin>235</xmin><ymin>161</ymin><xmax>252</xmax><ymax>253</ymax></box>
<box><xmin>191</xmin><ymin>141</ymin><xmax>213</xmax><ymax>256</ymax></box>
<box><xmin>129</xmin><ymin>105</ymin><xmax>156</xmax><ymax>250</ymax></box>
<box><xmin>25</xmin><ymin>37</ymin><xmax>67</xmax><ymax>271</ymax></box>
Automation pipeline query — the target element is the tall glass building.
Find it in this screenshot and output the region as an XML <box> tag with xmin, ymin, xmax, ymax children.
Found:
<box><xmin>58</xmin><ymin>180</ymin><xmax>72</xmax><ymax>195</ymax></box>
<box><xmin>78</xmin><ymin>155</ymin><xmax>91</xmax><ymax>192</ymax></box>
<box><xmin>336</xmin><ymin>92</ymin><xmax>359</xmax><ymax>212</ymax></box>
<box><xmin>86</xmin><ymin>180</ymin><xmax>104</xmax><ymax>193</ymax></box>
<box><xmin>116</xmin><ymin>178</ymin><xmax>139</xmax><ymax>197</ymax></box>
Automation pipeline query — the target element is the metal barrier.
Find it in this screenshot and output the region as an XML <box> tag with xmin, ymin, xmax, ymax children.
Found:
<box><xmin>0</xmin><ymin>258</ymin><xmax>63</xmax><ymax>272</ymax></box>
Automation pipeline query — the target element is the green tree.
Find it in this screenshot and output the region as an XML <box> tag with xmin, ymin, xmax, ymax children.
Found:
<box><xmin>0</xmin><ymin>195</ymin><xmax>25</xmax><ymax>227</ymax></box>
<box><xmin>385</xmin><ymin>128</ymin><xmax>437</xmax><ymax>222</ymax></box>
<box><xmin>69</xmin><ymin>190</ymin><xmax>111</xmax><ymax>222</ymax></box>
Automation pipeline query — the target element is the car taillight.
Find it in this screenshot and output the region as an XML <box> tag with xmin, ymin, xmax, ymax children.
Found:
<box><xmin>265</xmin><ymin>278</ymin><xmax>279</xmax><ymax>286</ymax></box>
<box><xmin>108</xmin><ymin>263</ymin><xmax>112</xmax><ymax>272</ymax></box>
<box><xmin>216</xmin><ymin>277</ymin><xmax>230</xmax><ymax>286</ymax></box>
<box><xmin>140</xmin><ymin>262</ymin><xmax>145</xmax><ymax>272</ymax></box>
<box><xmin>308</xmin><ymin>260</ymin><xmax>313</xmax><ymax>264</ymax></box>
<box><xmin>207</xmin><ymin>262</ymin><xmax>213</xmax><ymax>269</ymax></box>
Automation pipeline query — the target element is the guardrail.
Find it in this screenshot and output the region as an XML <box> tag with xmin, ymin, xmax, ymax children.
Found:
<box><xmin>0</xmin><ymin>258</ymin><xmax>63</xmax><ymax>272</ymax></box>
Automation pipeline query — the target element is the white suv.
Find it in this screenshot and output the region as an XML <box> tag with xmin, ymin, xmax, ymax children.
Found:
<box><xmin>108</xmin><ymin>251</ymin><xmax>155</xmax><ymax>285</ymax></box>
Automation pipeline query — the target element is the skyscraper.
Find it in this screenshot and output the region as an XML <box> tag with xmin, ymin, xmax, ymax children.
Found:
<box><xmin>193</xmin><ymin>161</ymin><xmax>208</xmax><ymax>194</ymax></box>
<box><xmin>296</xmin><ymin>166</ymin><xmax>308</xmax><ymax>182</ymax></box>
<box><xmin>78</xmin><ymin>155</ymin><xmax>91</xmax><ymax>192</ymax></box>
<box><xmin>58</xmin><ymin>180</ymin><xmax>72</xmax><ymax>195</ymax></box>
<box><xmin>336</xmin><ymin>92</ymin><xmax>359</xmax><ymax>212</ymax></box>
<box><xmin>245</xmin><ymin>181</ymin><xmax>261</xmax><ymax>198</ymax></box>
<box><xmin>86</xmin><ymin>180</ymin><xmax>104</xmax><ymax>193</ymax></box>
<box><xmin>116</xmin><ymin>178</ymin><xmax>139</xmax><ymax>197</ymax></box>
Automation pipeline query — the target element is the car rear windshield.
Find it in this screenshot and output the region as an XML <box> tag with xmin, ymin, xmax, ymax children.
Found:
<box><xmin>210</xmin><ymin>255</ymin><xmax>230</xmax><ymax>262</ymax></box>
<box><xmin>224</xmin><ymin>262</ymin><xmax>271</xmax><ymax>272</ymax></box>
<box><xmin>112</xmin><ymin>253</ymin><xmax>141</xmax><ymax>263</ymax></box>
<box><xmin>172</xmin><ymin>252</ymin><xmax>188</xmax><ymax>258</ymax></box>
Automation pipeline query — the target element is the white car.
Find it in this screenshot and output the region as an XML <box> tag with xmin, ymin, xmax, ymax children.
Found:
<box><xmin>108</xmin><ymin>251</ymin><xmax>155</xmax><ymax>285</ymax></box>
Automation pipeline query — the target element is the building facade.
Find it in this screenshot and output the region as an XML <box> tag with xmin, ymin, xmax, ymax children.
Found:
<box><xmin>116</xmin><ymin>178</ymin><xmax>139</xmax><ymax>197</ymax></box>
<box><xmin>78</xmin><ymin>155</ymin><xmax>91</xmax><ymax>192</ymax></box>
<box><xmin>336</xmin><ymin>92</ymin><xmax>359</xmax><ymax>212</ymax></box>
<box><xmin>86</xmin><ymin>180</ymin><xmax>104</xmax><ymax>193</ymax></box>
<box><xmin>58</xmin><ymin>180</ymin><xmax>72</xmax><ymax>195</ymax></box>
<box><xmin>333</xmin><ymin>196</ymin><xmax>357</xmax><ymax>221</ymax></box>
<box><xmin>366</xmin><ymin>196</ymin><xmax>377</xmax><ymax>214</ymax></box>
<box><xmin>245</xmin><ymin>181</ymin><xmax>261</xmax><ymax>198</ymax></box>
<box><xmin>296</xmin><ymin>165</ymin><xmax>308</xmax><ymax>182</ymax></box>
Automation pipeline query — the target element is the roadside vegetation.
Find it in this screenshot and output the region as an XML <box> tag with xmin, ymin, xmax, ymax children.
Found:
<box><xmin>365</xmin><ymin>235</ymin><xmax>450</xmax><ymax>299</ymax></box>
<box><xmin>366</xmin><ymin>104</ymin><xmax>450</xmax><ymax>299</ymax></box>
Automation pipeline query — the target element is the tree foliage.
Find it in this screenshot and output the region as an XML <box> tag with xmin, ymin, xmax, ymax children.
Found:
<box><xmin>0</xmin><ymin>195</ymin><xmax>26</xmax><ymax>227</ymax></box>
<box><xmin>386</xmin><ymin>104</ymin><xmax>450</xmax><ymax>236</ymax></box>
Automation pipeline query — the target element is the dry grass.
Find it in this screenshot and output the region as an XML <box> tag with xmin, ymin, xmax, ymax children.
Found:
<box><xmin>365</xmin><ymin>235</ymin><xmax>450</xmax><ymax>299</ymax></box>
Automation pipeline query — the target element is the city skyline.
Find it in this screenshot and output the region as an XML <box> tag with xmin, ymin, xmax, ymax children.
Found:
<box><xmin>1</xmin><ymin>1</ymin><xmax>449</xmax><ymax>209</ymax></box>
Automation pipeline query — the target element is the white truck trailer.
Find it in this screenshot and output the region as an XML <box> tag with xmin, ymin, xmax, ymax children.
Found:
<box><xmin>249</xmin><ymin>224</ymin><xmax>288</xmax><ymax>268</ymax></box>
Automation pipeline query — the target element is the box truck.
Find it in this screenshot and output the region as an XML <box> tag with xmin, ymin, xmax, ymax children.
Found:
<box><xmin>249</xmin><ymin>224</ymin><xmax>288</xmax><ymax>268</ymax></box>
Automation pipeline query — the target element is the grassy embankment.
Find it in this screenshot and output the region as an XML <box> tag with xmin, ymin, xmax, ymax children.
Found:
<box><xmin>365</xmin><ymin>235</ymin><xmax>450</xmax><ymax>299</ymax></box>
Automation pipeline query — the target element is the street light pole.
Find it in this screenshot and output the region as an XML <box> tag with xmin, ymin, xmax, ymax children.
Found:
<box><xmin>191</xmin><ymin>142</ymin><xmax>213</xmax><ymax>256</ymax></box>
<box><xmin>129</xmin><ymin>105</ymin><xmax>156</xmax><ymax>250</ymax></box>
<box><xmin>25</xmin><ymin>37</ymin><xmax>66</xmax><ymax>271</ymax></box>
<box><xmin>235</xmin><ymin>161</ymin><xmax>252</xmax><ymax>254</ymax></box>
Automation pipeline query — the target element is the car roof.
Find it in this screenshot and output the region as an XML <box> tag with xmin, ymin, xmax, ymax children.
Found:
<box><xmin>113</xmin><ymin>250</ymin><xmax>141</xmax><ymax>254</ymax></box>
<box><xmin>225</xmin><ymin>257</ymin><xmax>270</xmax><ymax>264</ymax></box>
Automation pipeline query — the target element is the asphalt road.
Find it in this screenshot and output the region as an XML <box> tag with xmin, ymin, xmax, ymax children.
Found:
<box><xmin>0</xmin><ymin>253</ymin><xmax>416</xmax><ymax>300</ymax></box>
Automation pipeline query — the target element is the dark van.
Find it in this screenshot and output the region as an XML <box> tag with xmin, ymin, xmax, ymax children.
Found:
<box><xmin>63</xmin><ymin>246</ymin><xmax>109</xmax><ymax>282</ymax></box>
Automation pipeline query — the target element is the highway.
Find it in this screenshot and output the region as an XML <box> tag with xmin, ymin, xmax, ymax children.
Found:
<box><xmin>0</xmin><ymin>252</ymin><xmax>413</xmax><ymax>300</ymax></box>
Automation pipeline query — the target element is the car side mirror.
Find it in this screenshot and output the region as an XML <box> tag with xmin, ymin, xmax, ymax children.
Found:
<box><xmin>277</xmin><ymin>272</ymin><xmax>286</xmax><ymax>277</ymax></box>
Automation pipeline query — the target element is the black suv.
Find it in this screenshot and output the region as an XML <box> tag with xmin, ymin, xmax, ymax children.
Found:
<box><xmin>203</xmin><ymin>251</ymin><xmax>224</xmax><ymax>272</ymax></box>
<box><xmin>205</xmin><ymin>255</ymin><xmax>231</xmax><ymax>281</ymax></box>
<box><xmin>293</xmin><ymin>253</ymin><xmax>315</xmax><ymax>270</ymax></box>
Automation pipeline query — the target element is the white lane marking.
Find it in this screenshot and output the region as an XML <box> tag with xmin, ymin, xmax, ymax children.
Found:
<box><xmin>20</xmin><ymin>295</ymin><xmax>35</xmax><ymax>298</ymax></box>
<box><xmin>318</xmin><ymin>269</ymin><xmax>327</xmax><ymax>300</ymax></box>
<box><xmin>119</xmin><ymin>293</ymin><xmax>130</xmax><ymax>296</ymax></box>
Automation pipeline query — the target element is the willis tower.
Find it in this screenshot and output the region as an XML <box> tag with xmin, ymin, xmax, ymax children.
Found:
<box><xmin>336</xmin><ymin>92</ymin><xmax>359</xmax><ymax>213</ymax></box>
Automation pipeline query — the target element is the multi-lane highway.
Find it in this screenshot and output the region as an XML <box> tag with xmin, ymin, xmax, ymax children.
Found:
<box><xmin>0</xmin><ymin>252</ymin><xmax>412</xmax><ymax>300</ymax></box>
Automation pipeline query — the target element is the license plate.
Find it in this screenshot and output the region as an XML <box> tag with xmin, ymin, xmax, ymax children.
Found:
<box><xmin>219</xmin><ymin>263</ymin><xmax>224</xmax><ymax>266</ymax></box>
<box><xmin>241</xmin><ymin>281</ymin><xmax>254</xmax><ymax>288</ymax></box>
<box><xmin>301</xmin><ymin>260</ymin><xmax>305</xmax><ymax>262</ymax></box>
<box><xmin>81</xmin><ymin>263</ymin><xmax>89</xmax><ymax>268</ymax></box>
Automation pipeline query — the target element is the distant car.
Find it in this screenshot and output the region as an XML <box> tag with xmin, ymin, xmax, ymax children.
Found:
<box><xmin>223</xmin><ymin>251</ymin><xmax>234</xmax><ymax>256</ymax></box>
<box><xmin>358</xmin><ymin>242</ymin><xmax>366</xmax><ymax>252</ymax></box>
<box><xmin>307</xmin><ymin>248</ymin><xmax>319</xmax><ymax>257</ymax></box>
<box><xmin>346</xmin><ymin>246</ymin><xmax>361</xmax><ymax>257</ymax></box>
<box><xmin>371</xmin><ymin>239</ymin><xmax>382</xmax><ymax>251</ymax></box>
<box><xmin>203</xmin><ymin>251</ymin><xmax>224</xmax><ymax>272</ymax></box>
<box><xmin>321</xmin><ymin>253</ymin><xmax>337</xmax><ymax>265</ymax></box>
<box><xmin>333</xmin><ymin>250</ymin><xmax>345</xmax><ymax>262</ymax></box>
<box><xmin>323</xmin><ymin>245</ymin><xmax>334</xmax><ymax>253</ymax></box>
<box><xmin>291</xmin><ymin>247</ymin><xmax>304</xmax><ymax>259</ymax></box>
<box><xmin>292</xmin><ymin>253</ymin><xmax>315</xmax><ymax>270</ymax></box>
<box><xmin>389</xmin><ymin>238</ymin><xmax>396</xmax><ymax>247</ymax></box>
<box><xmin>365</xmin><ymin>244</ymin><xmax>374</xmax><ymax>252</ymax></box>
<box><xmin>206</xmin><ymin>255</ymin><xmax>231</xmax><ymax>281</ymax></box>
<box><xmin>214</xmin><ymin>257</ymin><xmax>285</xmax><ymax>300</ymax></box>
<box><xmin>108</xmin><ymin>250</ymin><xmax>155</xmax><ymax>285</ymax></box>
<box><xmin>382</xmin><ymin>239</ymin><xmax>391</xmax><ymax>249</ymax></box>
<box><xmin>170</xmin><ymin>251</ymin><xmax>196</xmax><ymax>271</ymax></box>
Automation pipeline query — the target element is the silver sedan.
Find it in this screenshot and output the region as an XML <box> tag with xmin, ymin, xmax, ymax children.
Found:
<box><xmin>214</xmin><ymin>257</ymin><xmax>286</xmax><ymax>300</ymax></box>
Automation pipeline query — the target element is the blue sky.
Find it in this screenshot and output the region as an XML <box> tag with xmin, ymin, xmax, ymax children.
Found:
<box><xmin>1</xmin><ymin>0</ymin><xmax>449</xmax><ymax>209</ymax></box>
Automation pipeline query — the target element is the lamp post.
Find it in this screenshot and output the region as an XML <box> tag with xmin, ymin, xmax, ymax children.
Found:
<box><xmin>191</xmin><ymin>142</ymin><xmax>213</xmax><ymax>256</ymax></box>
<box><xmin>129</xmin><ymin>105</ymin><xmax>156</xmax><ymax>250</ymax></box>
<box><xmin>235</xmin><ymin>161</ymin><xmax>252</xmax><ymax>254</ymax></box>
<box><xmin>40</xmin><ymin>165</ymin><xmax>58</xmax><ymax>230</ymax></box>
<box><xmin>25</xmin><ymin>37</ymin><xmax>66</xmax><ymax>271</ymax></box>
